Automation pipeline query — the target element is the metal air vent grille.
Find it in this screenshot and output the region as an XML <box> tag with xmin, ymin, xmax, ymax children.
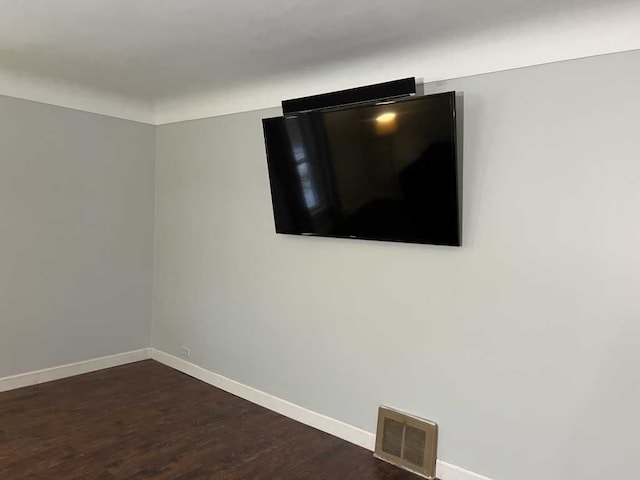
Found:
<box><xmin>374</xmin><ymin>406</ymin><xmax>438</xmax><ymax>479</ymax></box>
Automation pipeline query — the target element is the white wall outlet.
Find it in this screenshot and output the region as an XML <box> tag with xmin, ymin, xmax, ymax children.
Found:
<box><xmin>180</xmin><ymin>346</ymin><xmax>191</xmax><ymax>359</ymax></box>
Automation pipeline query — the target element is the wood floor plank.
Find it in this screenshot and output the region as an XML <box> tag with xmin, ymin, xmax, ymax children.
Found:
<box><xmin>0</xmin><ymin>360</ymin><xmax>417</xmax><ymax>479</ymax></box>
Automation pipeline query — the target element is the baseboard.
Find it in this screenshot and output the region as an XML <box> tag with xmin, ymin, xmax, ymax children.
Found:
<box><xmin>150</xmin><ymin>349</ymin><xmax>374</xmax><ymax>449</ymax></box>
<box><xmin>435</xmin><ymin>461</ymin><xmax>495</xmax><ymax>480</ymax></box>
<box><xmin>150</xmin><ymin>348</ymin><xmax>492</xmax><ymax>480</ymax></box>
<box><xmin>0</xmin><ymin>348</ymin><xmax>151</xmax><ymax>393</ymax></box>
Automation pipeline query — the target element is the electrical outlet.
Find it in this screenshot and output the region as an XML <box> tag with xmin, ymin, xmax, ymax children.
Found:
<box><xmin>180</xmin><ymin>346</ymin><xmax>191</xmax><ymax>359</ymax></box>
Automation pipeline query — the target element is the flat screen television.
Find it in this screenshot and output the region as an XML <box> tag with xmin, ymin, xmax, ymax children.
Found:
<box><xmin>262</xmin><ymin>91</ymin><xmax>460</xmax><ymax>246</ymax></box>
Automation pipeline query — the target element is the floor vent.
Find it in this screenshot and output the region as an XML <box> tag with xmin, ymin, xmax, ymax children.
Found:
<box><xmin>374</xmin><ymin>406</ymin><xmax>438</xmax><ymax>479</ymax></box>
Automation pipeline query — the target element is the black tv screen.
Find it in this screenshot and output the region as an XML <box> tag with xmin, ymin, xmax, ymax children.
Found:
<box><xmin>262</xmin><ymin>91</ymin><xmax>460</xmax><ymax>246</ymax></box>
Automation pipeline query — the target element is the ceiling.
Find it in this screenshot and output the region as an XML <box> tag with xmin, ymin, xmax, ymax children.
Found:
<box><xmin>1</xmin><ymin>0</ymin><xmax>639</xmax><ymax>124</ymax></box>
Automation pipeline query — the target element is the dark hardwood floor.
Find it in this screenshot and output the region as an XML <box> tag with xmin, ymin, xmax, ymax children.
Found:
<box><xmin>0</xmin><ymin>360</ymin><xmax>417</xmax><ymax>479</ymax></box>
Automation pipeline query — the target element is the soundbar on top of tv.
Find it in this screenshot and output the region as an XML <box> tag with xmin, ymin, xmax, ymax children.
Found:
<box><xmin>281</xmin><ymin>77</ymin><xmax>416</xmax><ymax>116</ymax></box>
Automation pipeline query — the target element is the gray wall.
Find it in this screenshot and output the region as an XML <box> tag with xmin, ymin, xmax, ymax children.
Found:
<box><xmin>153</xmin><ymin>50</ymin><xmax>640</xmax><ymax>480</ymax></box>
<box><xmin>0</xmin><ymin>95</ymin><xmax>155</xmax><ymax>377</ymax></box>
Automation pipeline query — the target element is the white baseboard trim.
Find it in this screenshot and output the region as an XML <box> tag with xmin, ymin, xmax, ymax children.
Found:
<box><xmin>150</xmin><ymin>348</ymin><xmax>374</xmax><ymax>450</ymax></box>
<box><xmin>0</xmin><ymin>348</ymin><xmax>151</xmax><ymax>393</ymax></box>
<box><xmin>436</xmin><ymin>461</ymin><xmax>495</xmax><ymax>480</ymax></box>
<box><xmin>150</xmin><ymin>348</ymin><xmax>492</xmax><ymax>480</ymax></box>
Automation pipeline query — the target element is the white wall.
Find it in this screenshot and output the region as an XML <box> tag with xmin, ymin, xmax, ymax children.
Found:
<box><xmin>153</xmin><ymin>49</ymin><xmax>640</xmax><ymax>480</ymax></box>
<box><xmin>0</xmin><ymin>95</ymin><xmax>155</xmax><ymax>377</ymax></box>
